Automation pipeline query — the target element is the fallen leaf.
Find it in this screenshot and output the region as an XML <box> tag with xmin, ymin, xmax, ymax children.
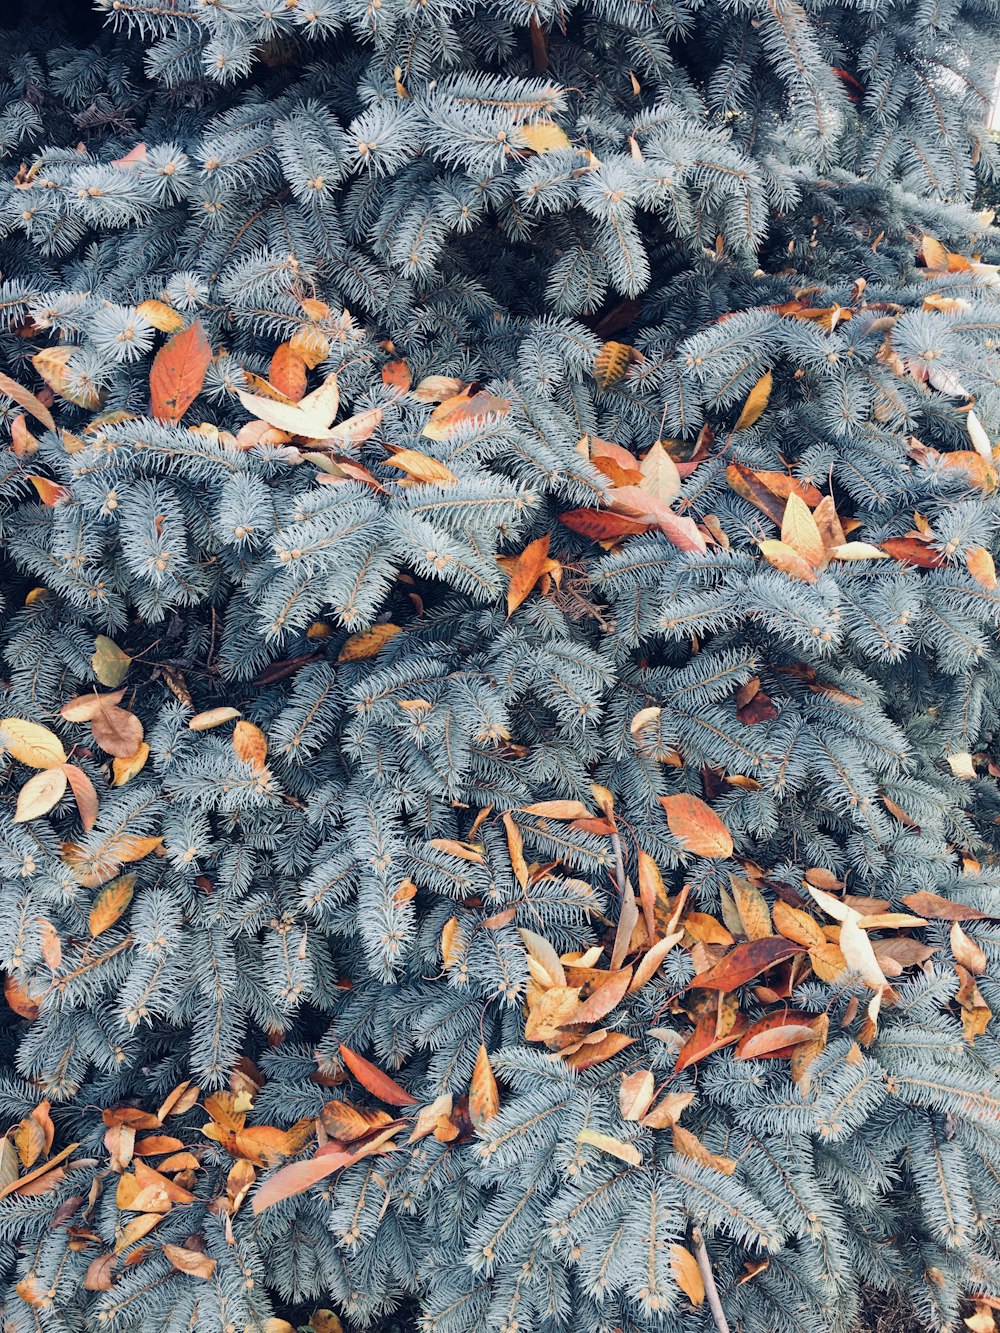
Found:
<box><xmin>64</xmin><ymin>764</ymin><xmax>98</xmax><ymax>830</ymax></box>
<box><xmin>92</xmin><ymin>636</ymin><xmax>131</xmax><ymax>687</ymax></box>
<box><xmin>505</xmin><ymin>535</ymin><xmax>551</xmax><ymax>616</ymax></box>
<box><xmin>780</xmin><ymin>492</ymin><xmax>825</xmax><ymax>568</ymax></box>
<box><xmin>619</xmin><ymin>1069</ymin><xmax>655</xmax><ymax>1121</ymax></box>
<box><xmin>338</xmin><ymin>1045</ymin><xmax>417</xmax><ymax>1106</ymax></box>
<box><xmin>672</xmin><ymin>1123</ymin><xmax>735</xmax><ymax>1173</ymax></box>
<box><xmin>150</xmin><ymin>321</ymin><xmax>211</xmax><ymax>423</ymax></box>
<box><xmin>89</xmin><ymin>873</ymin><xmax>137</xmax><ymax>938</ymax></box>
<box><xmin>1</xmin><ymin>718</ymin><xmax>67</xmax><ymax>769</ymax></box>
<box><xmin>951</xmin><ymin>921</ymin><xmax>987</xmax><ymax>974</ymax></box>
<box><xmin>90</xmin><ymin>705</ymin><xmax>144</xmax><ymax>758</ymax></box>
<box><xmin>338</xmin><ymin>624</ymin><xmax>400</xmax><ymax>661</ymax></box>
<box><xmin>163</xmin><ymin>1242</ymin><xmax>216</xmax><ymax>1280</ymax></box>
<box><xmin>269</xmin><ymin>344</ymin><xmax>307</xmax><ymax>401</ymax></box>
<box><xmin>469</xmin><ymin>1044</ymin><xmax>499</xmax><ymax>1129</ymax></box>
<box><xmin>0</xmin><ymin>370</ymin><xmax>56</xmax><ymax>431</ymax></box>
<box><xmin>759</xmin><ymin>538</ymin><xmax>819</xmax><ymax>582</ymax></box>
<box><xmin>27</xmin><ymin>474</ymin><xmax>68</xmax><ymax>506</ymax></box>
<box><xmin>136</xmin><ymin>300</ymin><xmax>183</xmax><ymax>333</ymax></box>
<box><xmin>113</xmin><ymin>744</ymin><xmax>150</xmax><ymax>785</ymax></box>
<box><xmin>232</xmin><ymin>721</ymin><xmax>267</xmax><ymax>770</ymax></box>
<box><xmin>734</xmin><ymin>370</ymin><xmax>772</xmax><ymax>430</ymax></box>
<box><xmin>576</xmin><ymin>1127</ymin><xmax>640</xmax><ymax>1166</ymax></box>
<box><xmin>560</xmin><ymin>507</ymin><xmax>650</xmax><ymax>542</ymax></box>
<box><xmin>421</xmin><ymin>390</ymin><xmax>510</xmax><ymax>440</ymax></box>
<box><xmin>514</xmin><ymin>120</ymin><xmax>571</xmax><ymax>154</ymax></box>
<box><xmin>251</xmin><ymin>1125</ymin><xmax>400</xmax><ymax>1213</ymax></box>
<box><xmin>383</xmin><ymin>448</ymin><xmax>457</xmax><ymax>485</ymax></box>
<box><xmin>687</xmin><ymin>937</ymin><xmax>804</xmax><ymax>991</ymax></box>
<box><xmin>967</xmin><ymin>547</ymin><xmax>998</xmax><ymax>589</ymax></box>
<box><xmin>735</xmin><ymin>1014</ymin><xmax>818</xmax><ymax>1059</ymax></box>
<box><xmin>33</xmin><ymin>347</ymin><xmax>102</xmax><ymax>409</ymax></box>
<box><xmin>659</xmin><ymin>794</ymin><xmax>734</xmax><ymax>858</ymax></box>
<box><xmin>13</xmin><ymin>766</ymin><xmax>67</xmax><ymax>822</ymax></box>
<box><xmin>901</xmin><ymin>891</ymin><xmax>993</xmax><ymax>921</ymax></box>
<box><xmin>188</xmin><ymin>707</ymin><xmax>240</xmax><ymax>732</ymax></box>
<box><xmin>518</xmin><ymin>928</ymin><xmax>566</xmax><ymax>988</ymax></box>
<box><xmin>670</xmin><ymin>1244</ymin><xmax>705</xmax><ymax>1305</ymax></box>
<box><xmin>641</xmin><ymin>1091</ymin><xmax>694</xmax><ymax>1129</ymax></box>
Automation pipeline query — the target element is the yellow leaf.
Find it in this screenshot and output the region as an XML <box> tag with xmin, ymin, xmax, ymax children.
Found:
<box><xmin>734</xmin><ymin>370</ymin><xmax>772</xmax><ymax>430</ymax></box>
<box><xmin>780</xmin><ymin>492</ymin><xmax>825</xmax><ymax>568</ymax></box>
<box><xmin>773</xmin><ymin>900</ymin><xmax>825</xmax><ymax>948</ymax></box>
<box><xmin>440</xmin><ymin>917</ymin><xmax>462</xmax><ymax>970</ymax></box>
<box><xmin>114</xmin><ymin>1212</ymin><xmax>162</xmax><ymax>1254</ymax></box>
<box><xmin>758</xmin><ymin>538</ymin><xmax>818</xmax><ymax>582</ymax></box>
<box><xmin>89</xmin><ymin>873</ymin><xmax>137</xmax><ymax>938</ymax></box>
<box><xmin>92</xmin><ymin>636</ymin><xmax>132</xmax><ymax>687</ymax></box>
<box><xmin>947</xmin><ymin>751</ymin><xmax>976</xmax><ymax>779</ymax></box>
<box><xmin>576</xmin><ymin>1127</ymin><xmax>641</xmax><ymax>1166</ymax></box>
<box><xmin>520</xmin><ymin>799</ymin><xmax>592</xmax><ymax>820</ymax></box>
<box><xmin>671</xmin><ymin>1123</ymin><xmax>735</xmax><ymax>1173</ymax></box>
<box><xmin>629</xmin><ymin>706</ymin><xmax>662</xmax><ymax>737</ymax></box>
<box><xmin>919</xmin><ymin>234</ymin><xmax>950</xmax><ymax>270</ymax></box>
<box><xmin>13</xmin><ymin>766</ymin><xmax>68</xmax><ymax>822</ymax></box>
<box><xmin>384</xmin><ymin>448</ymin><xmax>457</xmax><ymax>485</ymax></box>
<box><xmin>188</xmin><ymin>707</ymin><xmax>241</xmax><ymax>732</ymax></box>
<box><xmin>338</xmin><ymin>624</ymin><xmax>401</xmax><ymax>662</ymax></box>
<box><xmin>136</xmin><ymin>300</ymin><xmax>184</xmax><ymax>333</ymax></box>
<box><xmin>593</xmin><ymin>341</ymin><xmax>634</xmax><ymax>389</ymax></box>
<box><xmin>113</xmin><ymin>743</ymin><xmax>150</xmax><ymax>786</ymax></box>
<box><xmin>669</xmin><ymin>1244</ymin><xmax>705</xmax><ymax>1306</ymax></box>
<box><xmin>951</xmin><ymin>920</ymin><xmax>987</xmax><ymax>974</ymax></box>
<box><xmin>32</xmin><ymin>346</ymin><xmax>103</xmax><ymax>409</ymax></box>
<box><xmin>639</xmin><ymin>441</ymin><xmax>681</xmax><ymax>505</ymax></box>
<box><xmin>514</xmin><ymin>120</ymin><xmax>571</xmax><ymax>153</ymax></box>
<box><xmin>0</xmin><ymin>718</ymin><xmax>67</xmax><ymax>769</ymax></box>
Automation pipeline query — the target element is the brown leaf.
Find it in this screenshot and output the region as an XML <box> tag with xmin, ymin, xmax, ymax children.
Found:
<box><xmin>506</xmin><ymin>535</ymin><xmax>551</xmax><ymax>616</ymax></box>
<box><xmin>150</xmin><ymin>321</ymin><xmax>211</xmax><ymax>423</ymax></box>
<box><xmin>13</xmin><ymin>766</ymin><xmax>68</xmax><ymax>823</ymax></box>
<box><xmin>501</xmin><ymin>812</ymin><xmax>528</xmax><ymax>888</ymax></box>
<box><xmin>735</xmin><ymin>1013</ymin><xmax>818</xmax><ymax>1059</ymax></box>
<box><xmin>562</xmin><ymin>968</ymin><xmax>632</xmax><ymax>1026</ymax></box>
<box><xmin>89</xmin><ymin>873</ymin><xmax>137</xmax><ymax>938</ymax></box>
<box><xmin>427</xmin><ymin>838</ymin><xmax>484</xmax><ymax>863</ymax></box>
<box><xmin>734</xmin><ymin>370</ymin><xmax>773</xmax><ymax>430</ymax></box>
<box><xmin>901</xmin><ymin>891</ymin><xmax>993</xmax><ymax>921</ymax></box>
<box><xmin>338</xmin><ymin>624</ymin><xmax>401</xmax><ymax>661</ymax></box>
<box><xmin>61</xmin><ymin>689</ymin><xmax>127</xmax><ymax>724</ymax></box>
<box><xmin>672</xmin><ymin>1123</ymin><xmax>735</xmax><ymax>1173</ymax></box>
<box><xmin>966</xmin><ymin>546</ymin><xmax>998</xmax><ymax>589</ymax></box>
<box><xmin>687</xmin><ymin>937</ymin><xmax>804</xmax><ymax>991</ymax></box>
<box><xmin>955</xmin><ymin>965</ymin><xmax>991</xmax><ymax>1043</ymax></box>
<box><xmin>163</xmin><ymin>1242</ymin><xmax>216</xmax><ymax>1280</ymax></box>
<box><xmin>559</xmin><ymin>507</ymin><xmax>650</xmax><ymax>542</ymax></box>
<box><xmin>4</xmin><ymin>973</ymin><xmax>39</xmax><ymax>1020</ymax></box>
<box><xmin>659</xmin><ymin>794</ymin><xmax>734</xmax><ymax>859</ymax></box>
<box><xmin>880</xmin><ymin>537</ymin><xmax>943</xmax><ymax>568</ymax></box>
<box><xmin>637</xmin><ymin>850</ymin><xmax>664</xmax><ymax>942</ymax></box>
<box><xmin>36</xmin><ymin>919</ymin><xmax>62</xmax><ymax>973</ymax></box>
<box><xmin>469</xmin><ymin>1044</ymin><xmax>500</xmax><ymax>1130</ymax></box>
<box><xmin>0</xmin><ymin>1142</ymin><xmax>78</xmax><ymax>1201</ymax></box>
<box><xmin>90</xmin><ymin>705</ymin><xmax>144</xmax><ymax>758</ymax></box>
<box><xmin>338</xmin><ymin>1044</ymin><xmax>417</xmax><ymax>1106</ymax></box>
<box><xmin>630</xmin><ymin>930</ymin><xmax>684</xmax><ymax>991</ymax></box>
<box><xmin>157</xmin><ymin>1081</ymin><xmax>199</xmax><ymax>1121</ymax></box>
<box><xmin>729</xmin><ymin>875</ymin><xmax>772</xmax><ymax>940</ymax></box>
<box><xmin>608</xmin><ymin>485</ymin><xmax>707</xmax><ymax>553</ymax></box>
<box><xmin>670</xmin><ymin>1244</ymin><xmax>705</xmax><ymax>1305</ymax></box>
<box><xmin>14</xmin><ymin>1114</ymin><xmax>45</xmax><ymax>1169</ymax></box>
<box><xmin>83</xmin><ymin>1252</ymin><xmax>115</xmax><ymax>1291</ymax></box>
<box><xmin>726</xmin><ymin>462</ymin><xmax>787</xmax><ymax>525</ymax></box>
<box><xmin>675</xmin><ymin>1013</ymin><xmax>749</xmax><ymax>1071</ymax></box>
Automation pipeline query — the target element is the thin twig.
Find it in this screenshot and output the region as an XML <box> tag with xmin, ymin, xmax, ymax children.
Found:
<box><xmin>692</xmin><ymin>1226</ymin><xmax>730</xmax><ymax>1333</ymax></box>
<box><xmin>529</xmin><ymin>16</ymin><xmax>548</xmax><ymax>74</ymax></box>
<box><xmin>610</xmin><ymin>829</ymin><xmax>627</xmax><ymax>895</ymax></box>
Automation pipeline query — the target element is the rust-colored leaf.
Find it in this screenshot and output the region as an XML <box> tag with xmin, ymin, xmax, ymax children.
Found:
<box><xmin>421</xmin><ymin>390</ymin><xmax>510</xmax><ymax>440</ymax></box>
<box><xmin>469</xmin><ymin>1044</ymin><xmax>500</xmax><ymax>1129</ymax></box>
<box><xmin>563</xmin><ymin>968</ymin><xmax>632</xmax><ymax>1026</ymax></box>
<box><xmin>381</xmin><ymin>358</ymin><xmax>412</xmax><ymax>392</ymax></box>
<box><xmin>232</xmin><ymin>720</ymin><xmax>268</xmax><ymax>771</ymax></box>
<box><xmin>163</xmin><ymin>1242</ymin><xmax>216</xmax><ymax>1280</ymax></box>
<box><xmin>4</xmin><ymin>972</ymin><xmax>39</xmax><ymax>1020</ymax></box>
<box><xmin>27</xmin><ymin>474</ymin><xmax>69</xmax><ymax>506</ymax></box>
<box><xmin>688</xmin><ymin>937</ymin><xmax>804</xmax><ymax>992</ymax></box>
<box><xmin>269</xmin><ymin>344</ymin><xmax>307</xmax><ymax>401</ymax></box>
<box><xmin>560</xmin><ymin>507</ymin><xmax>650</xmax><ymax>542</ymax></box>
<box><xmin>149</xmin><ymin>321</ymin><xmax>211</xmax><ymax>423</ymax></box>
<box><xmin>64</xmin><ymin>764</ymin><xmax>99</xmax><ymax>831</ymax></box>
<box><xmin>659</xmin><ymin>794</ymin><xmax>733</xmax><ymax>859</ymax></box>
<box><xmin>505</xmin><ymin>534</ymin><xmax>551</xmax><ymax>616</ymax></box>
<box><xmin>521</xmin><ymin>799</ymin><xmax>592</xmax><ymax>821</ymax></box>
<box><xmin>252</xmin><ymin>1126</ymin><xmax>400</xmax><ymax>1214</ymax></box>
<box><xmin>563</xmin><ymin>1031</ymin><xmax>635</xmax><ymax>1070</ymax></box>
<box><xmin>880</xmin><ymin>537</ymin><xmax>943</xmax><ymax>568</ymax></box>
<box><xmin>675</xmin><ymin>1013</ymin><xmax>749</xmax><ymax>1071</ymax></box>
<box><xmin>338</xmin><ymin>1044</ymin><xmax>417</xmax><ymax>1106</ymax></box>
<box><xmin>966</xmin><ymin>547</ymin><xmax>998</xmax><ymax>589</ymax></box>
<box><xmin>735</xmin><ymin>1013</ymin><xmax>818</xmax><ymax>1059</ymax></box>
<box><xmin>901</xmin><ymin>891</ymin><xmax>993</xmax><ymax>921</ymax></box>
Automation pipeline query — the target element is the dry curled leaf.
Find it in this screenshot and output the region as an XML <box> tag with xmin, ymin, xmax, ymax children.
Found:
<box><xmin>188</xmin><ymin>707</ymin><xmax>240</xmax><ymax>732</ymax></box>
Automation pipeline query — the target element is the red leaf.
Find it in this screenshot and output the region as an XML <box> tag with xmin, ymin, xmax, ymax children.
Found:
<box><xmin>675</xmin><ymin>1013</ymin><xmax>749</xmax><ymax>1071</ymax></box>
<box><xmin>687</xmin><ymin>938</ymin><xmax>805</xmax><ymax>992</ymax></box>
<box><xmin>149</xmin><ymin>321</ymin><xmax>211</xmax><ymax>423</ymax></box>
<box><xmin>338</xmin><ymin>1044</ymin><xmax>417</xmax><ymax>1106</ymax></box>
<box><xmin>251</xmin><ymin>1125</ymin><xmax>400</xmax><ymax>1214</ymax></box>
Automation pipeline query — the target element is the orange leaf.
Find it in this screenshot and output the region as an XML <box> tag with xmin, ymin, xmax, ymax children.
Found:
<box><xmin>670</xmin><ymin>1244</ymin><xmax>705</xmax><ymax>1305</ymax></box>
<box><xmin>381</xmin><ymin>359</ymin><xmax>412</xmax><ymax>391</ymax></box>
<box><xmin>338</xmin><ymin>1044</ymin><xmax>417</xmax><ymax>1106</ymax></box>
<box><xmin>251</xmin><ymin>1126</ymin><xmax>400</xmax><ymax>1214</ymax></box>
<box><xmin>149</xmin><ymin>321</ymin><xmax>211</xmax><ymax>423</ymax></box>
<box><xmin>675</xmin><ymin>1013</ymin><xmax>748</xmax><ymax>1071</ymax></box>
<box><xmin>233</xmin><ymin>721</ymin><xmax>268</xmax><ymax>771</ymax></box>
<box><xmin>901</xmin><ymin>891</ymin><xmax>993</xmax><ymax>921</ymax></box>
<box><xmin>505</xmin><ymin>534</ymin><xmax>551</xmax><ymax>616</ymax></box>
<box><xmin>659</xmin><ymin>794</ymin><xmax>733</xmax><ymax>858</ymax></box>
<box><xmin>383</xmin><ymin>448</ymin><xmax>457</xmax><ymax>485</ymax></box>
<box><xmin>89</xmin><ymin>872</ymin><xmax>137</xmax><ymax>938</ymax></box>
<box><xmin>521</xmin><ymin>800</ymin><xmax>593</xmax><ymax>820</ymax></box>
<box><xmin>338</xmin><ymin>624</ymin><xmax>401</xmax><ymax>662</ymax></box>
<box><xmin>967</xmin><ymin>547</ymin><xmax>997</xmax><ymax>589</ymax></box>
<box><xmin>759</xmin><ymin>539</ymin><xmax>818</xmax><ymax>582</ymax></box>
<box><xmin>319</xmin><ymin>1100</ymin><xmax>393</xmax><ymax>1144</ymax></box>
<box><xmin>421</xmin><ymin>390</ymin><xmax>510</xmax><ymax>440</ymax></box>
<box><xmin>269</xmin><ymin>344</ymin><xmax>307</xmax><ymax>401</ymax></box>
<box><xmin>735</xmin><ymin>1013</ymin><xmax>818</xmax><ymax>1059</ymax></box>
<box><xmin>469</xmin><ymin>1044</ymin><xmax>499</xmax><ymax>1129</ymax></box>
<box><xmin>27</xmin><ymin>475</ymin><xmax>68</xmax><ymax>506</ymax></box>
<box><xmin>502</xmin><ymin>811</ymin><xmax>528</xmax><ymax>888</ymax></box>
<box><xmin>687</xmin><ymin>937</ymin><xmax>804</xmax><ymax>992</ymax></box>
<box><xmin>163</xmin><ymin>1242</ymin><xmax>216</xmax><ymax>1280</ymax></box>
<box><xmin>562</xmin><ymin>968</ymin><xmax>632</xmax><ymax>1026</ymax></box>
<box><xmin>563</xmin><ymin>1031</ymin><xmax>635</xmax><ymax>1070</ymax></box>
<box><xmin>64</xmin><ymin>764</ymin><xmax>99</xmax><ymax>831</ymax></box>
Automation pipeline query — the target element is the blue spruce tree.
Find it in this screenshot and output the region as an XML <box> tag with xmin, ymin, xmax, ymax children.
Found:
<box><xmin>0</xmin><ymin>1</ymin><xmax>999</xmax><ymax>1330</ymax></box>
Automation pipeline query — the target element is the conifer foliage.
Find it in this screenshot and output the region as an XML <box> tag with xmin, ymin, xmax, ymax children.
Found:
<box><xmin>2</xmin><ymin>1</ymin><xmax>1000</xmax><ymax>1330</ymax></box>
